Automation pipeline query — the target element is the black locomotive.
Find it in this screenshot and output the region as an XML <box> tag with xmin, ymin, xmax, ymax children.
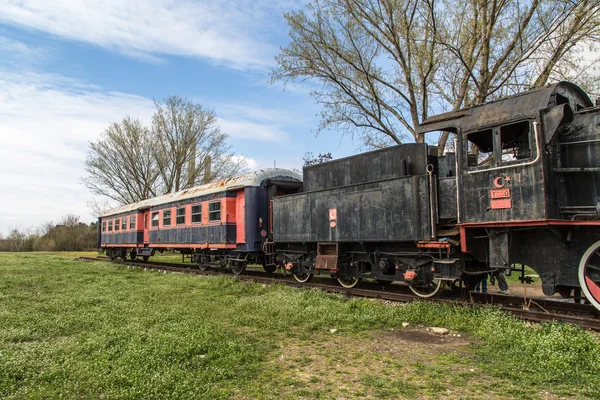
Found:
<box><xmin>272</xmin><ymin>81</ymin><xmax>600</xmax><ymax>310</ymax></box>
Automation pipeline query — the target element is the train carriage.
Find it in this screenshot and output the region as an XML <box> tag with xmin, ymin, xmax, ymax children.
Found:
<box><xmin>99</xmin><ymin>169</ymin><xmax>302</xmax><ymax>269</ymax></box>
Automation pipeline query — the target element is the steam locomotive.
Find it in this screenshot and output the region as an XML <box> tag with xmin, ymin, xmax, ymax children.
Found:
<box><xmin>99</xmin><ymin>81</ymin><xmax>600</xmax><ymax>312</ymax></box>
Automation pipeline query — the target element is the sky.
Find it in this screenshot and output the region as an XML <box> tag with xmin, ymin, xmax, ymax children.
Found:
<box><xmin>0</xmin><ymin>0</ymin><xmax>359</xmax><ymax>234</ymax></box>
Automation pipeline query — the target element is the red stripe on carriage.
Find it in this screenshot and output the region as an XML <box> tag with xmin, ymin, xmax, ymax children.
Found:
<box><xmin>585</xmin><ymin>276</ymin><xmax>600</xmax><ymax>301</ymax></box>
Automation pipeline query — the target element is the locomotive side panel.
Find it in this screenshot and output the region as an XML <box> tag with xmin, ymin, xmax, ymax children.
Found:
<box><xmin>437</xmin><ymin>178</ymin><xmax>458</xmax><ymax>221</ymax></box>
<box><xmin>272</xmin><ymin>194</ymin><xmax>314</xmax><ymax>243</ymax></box>
<box><xmin>273</xmin><ymin>175</ymin><xmax>431</xmax><ymax>243</ymax></box>
<box><xmin>303</xmin><ymin>144</ymin><xmax>428</xmax><ymax>191</ymax></box>
<box><xmin>555</xmin><ymin>111</ymin><xmax>600</xmax><ymax>210</ymax></box>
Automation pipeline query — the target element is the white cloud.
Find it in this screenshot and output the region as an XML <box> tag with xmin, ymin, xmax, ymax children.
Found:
<box><xmin>0</xmin><ymin>60</ymin><xmax>303</xmax><ymax>233</ymax></box>
<box><xmin>218</xmin><ymin>118</ymin><xmax>290</xmax><ymax>143</ymax></box>
<box><xmin>231</xmin><ymin>155</ymin><xmax>259</xmax><ymax>170</ymax></box>
<box><xmin>0</xmin><ymin>69</ymin><xmax>156</xmax><ymax>232</ymax></box>
<box><xmin>0</xmin><ymin>36</ymin><xmax>51</xmax><ymax>64</ymax></box>
<box><xmin>0</xmin><ymin>0</ymin><xmax>290</xmax><ymax>69</ymax></box>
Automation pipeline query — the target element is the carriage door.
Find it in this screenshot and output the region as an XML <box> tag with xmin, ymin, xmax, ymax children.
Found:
<box><xmin>143</xmin><ymin>210</ymin><xmax>150</xmax><ymax>244</ymax></box>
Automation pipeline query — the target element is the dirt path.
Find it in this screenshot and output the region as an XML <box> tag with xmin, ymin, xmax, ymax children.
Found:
<box><xmin>246</xmin><ymin>328</ymin><xmax>565</xmax><ymax>400</ymax></box>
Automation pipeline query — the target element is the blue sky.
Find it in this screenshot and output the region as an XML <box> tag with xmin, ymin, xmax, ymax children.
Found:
<box><xmin>0</xmin><ymin>0</ymin><xmax>359</xmax><ymax>233</ymax></box>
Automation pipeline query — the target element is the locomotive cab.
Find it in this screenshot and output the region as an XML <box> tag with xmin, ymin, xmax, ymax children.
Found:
<box><xmin>418</xmin><ymin>82</ymin><xmax>600</xmax><ymax>308</ymax></box>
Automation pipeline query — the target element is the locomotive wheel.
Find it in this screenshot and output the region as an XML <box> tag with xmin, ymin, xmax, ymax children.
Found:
<box><xmin>129</xmin><ymin>252</ymin><xmax>136</xmax><ymax>261</ymax></box>
<box><xmin>409</xmin><ymin>279</ymin><xmax>444</xmax><ymax>298</ymax></box>
<box><xmin>231</xmin><ymin>261</ymin><xmax>246</xmax><ymax>276</ymax></box>
<box><xmin>142</xmin><ymin>256</ymin><xmax>149</xmax><ymax>262</ymax></box>
<box><xmin>198</xmin><ymin>263</ymin><xmax>210</xmax><ymax>272</ymax></box>
<box><xmin>578</xmin><ymin>240</ymin><xmax>600</xmax><ymax>311</ymax></box>
<box><xmin>263</xmin><ymin>264</ymin><xmax>277</xmax><ymax>274</ymax></box>
<box><xmin>337</xmin><ymin>276</ymin><xmax>362</xmax><ymax>288</ymax></box>
<box><xmin>293</xmin><ymin>272</ymin><xmax>313</xmax><ymax>283</ymax></box>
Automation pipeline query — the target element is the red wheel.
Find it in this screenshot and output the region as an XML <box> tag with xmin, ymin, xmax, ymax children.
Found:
<box><xmin>579</xmin><ymin>240</ymin><xmax>600</xmax><ymax>311</ymax></box>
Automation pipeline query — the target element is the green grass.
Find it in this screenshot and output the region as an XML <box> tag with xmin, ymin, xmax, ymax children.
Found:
<box><xmin>505</xmin><ymin>264</ymin><xmax>538</xmax><ymax>284</ymax></box>
<box><xmin>1</xmin><ymin>252</ymin><xmax>599</xmax><ymax>399</ymax></box>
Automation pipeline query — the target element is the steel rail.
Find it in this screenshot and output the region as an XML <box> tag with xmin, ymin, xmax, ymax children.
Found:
<box><xmin>77</xmin><ymin>257</ymin><xmax>600</xmax><ymax>331</ymax></box>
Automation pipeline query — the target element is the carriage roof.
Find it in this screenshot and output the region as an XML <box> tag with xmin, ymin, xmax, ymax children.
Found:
<box><xmin>99</xmin><ymin>168</ymin><xmax>302</xmax><ymax>218</ymax></box>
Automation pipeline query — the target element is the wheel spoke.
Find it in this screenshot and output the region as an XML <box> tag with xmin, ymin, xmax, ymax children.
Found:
<box><xmin>585</xmin><ymin>263</ymin><xmax>600</xmax><ymax>272</ymax></box>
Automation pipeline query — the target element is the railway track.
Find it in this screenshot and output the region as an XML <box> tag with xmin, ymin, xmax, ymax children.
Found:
<box><xmin>77</xmin><ymin>256</ymin><xmax>600</xmax><ymax>331</ymax></box>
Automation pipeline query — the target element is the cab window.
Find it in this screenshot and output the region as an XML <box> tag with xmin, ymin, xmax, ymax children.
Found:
<box><xmin>500</xmin><ymin>121</ymin><xmax>531</xmax><ymax>162</ymax></box>
<box><xmin>466</xmin><ymin>120</ymin><xmax>532</xmax><ymax>168</ymax></box>
<box><xmin>466</xmin><ymin>129</ymin><xmax>494</xmax><ymax>167</ymax></box>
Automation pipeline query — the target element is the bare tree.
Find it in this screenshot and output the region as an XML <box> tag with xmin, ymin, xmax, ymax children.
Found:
<box><xmin>3</xmin><ymin>227</ymin><xmax>28</xmax><ymax>252</ymax></box>
<box><xmin>303</xmin><ymin>152</ymin><xmax>333</xmax><ymax>166</ymax></box>
<box><xmin>432</xmin><ymin>0</ymin><xmax>600</xmax><ymax>153</ymax></box>
<box><xmin>86</xmin><ymin>198</ymin><xmax>112</xmax><ymax>218</ymax></box>
<box><xmin>274</xmin><ymin>0</ymin><xmax>600</xmax><ymax>154</ymax></box>
<box><xmin>272</xmin><ymin>0</ymin><xmax>440</xmax><ymax>147</ymax></box>
<box><xmin>84</xmin><ymin>99</ymin><xmax>247</xmax><ymax>205</ymax></box>
<box><xmin>152</xmin><ymin>96</ymin><xmax>247</xmax><ymax>193</ymax></box>
<box><xmin>83</xmin><ymin>117</ymin><xmax>160</xmax><ymax>204</ymax></box>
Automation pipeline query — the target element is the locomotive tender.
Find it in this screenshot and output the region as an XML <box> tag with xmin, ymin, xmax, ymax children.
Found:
<box><xmin>99</xmin><ymin>81</ymin><xmax>600</xmax><ymax>311</ymax></box>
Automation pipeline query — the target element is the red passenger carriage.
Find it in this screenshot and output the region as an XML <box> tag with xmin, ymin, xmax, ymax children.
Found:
<box><xmin>99</xmin><ymin>169</ymin><xmax>302</xmax><ymax>270</ymax></box>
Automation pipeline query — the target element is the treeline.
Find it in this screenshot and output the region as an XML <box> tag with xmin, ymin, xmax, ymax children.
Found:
<box><xmin>0</xmin><ymin>214</ymin><xmax>97</xmax><ymax>252</ymax></box>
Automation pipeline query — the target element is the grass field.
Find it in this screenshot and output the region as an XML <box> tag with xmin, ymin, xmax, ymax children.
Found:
<box><xmin>1</xmin><ymin>252</ymin><xmax>599</xmax><ymax>399</ymax></box>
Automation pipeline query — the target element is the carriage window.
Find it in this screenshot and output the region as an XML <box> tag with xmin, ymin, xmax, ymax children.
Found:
<box><xmin>176</xmin><ymin>207</ymin><xmax>186</xmax><ymax>225</ymax></box>
<box><xmin>163</xmin><ymin>210</ymin><xmax>171</xmax><ymax>227</ymax></box>
<box><xmin>130</xmin><ymin>215</ymin><xmax>136</xmax><ymax>230</ymax></box>
<box><xmin>102</xmin><ymin>221</ymin><xmax>106</xmax><ymax>232</ymax></box>
<box><xmin>108</xmin><ymin>220</ymin><xmax>113</xmax><ymax>232</ymax></box>
<box><xmin>500</xmin><ymin>121</ymin><xmax>530</xmax><ymax>162</ymax></box>
<box><xmin>192</xmin><ymin>204</ymin><xmax>202</xmax><ymax>223</ymax></box>
<box><xmin>151</xmin><ymin>212</ymin><xmax>159</xmax><ymax>227</ymax></box>
<box><xmin>209</xmin><ymin>201</ymin><xmax>221</xmax><ymax>222</ymax></box>
<box><xmin>115</xmin><ymin>218</ymin><xmax>120</xmax><ymax>231</ymax></box>
<box><xmin>467</xmin><ymin>129</ymin><xmax>494</xmax><ymax>167</ymax></box>
<box><xmin>121</xmin><ymin>217</ymin><xmax>127</xmax><ymax>231</ymax></box>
